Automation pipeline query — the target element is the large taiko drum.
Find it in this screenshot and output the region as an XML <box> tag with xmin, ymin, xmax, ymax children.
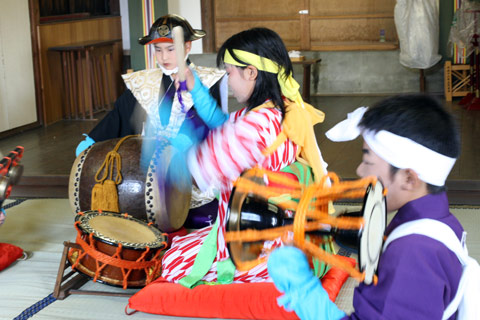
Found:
<box><xmin>69</xmin><ymin>136</ymin><xmax>191</xmax><ymax>232</ymax></box>
<box><xmin>68</xmin><ymin>210</ymin><xmax>167</xmax><ymax>288</ymax></box>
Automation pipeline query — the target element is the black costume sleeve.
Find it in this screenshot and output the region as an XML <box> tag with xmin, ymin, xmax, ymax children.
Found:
<box><xmin>88</xmin><ymin>89</ymin><xmax>146</xmax><ymax>142</ymax></box>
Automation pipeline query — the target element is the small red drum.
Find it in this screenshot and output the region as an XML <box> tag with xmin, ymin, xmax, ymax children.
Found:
<box><xmin>69</xmin><ymin>136</ymin><xmax>191</xmax><ymax>232</ymax></box>
<box><xmin>68</xmin><ymin>210</ymin><xmax>167</xmax><ymax>289</ymax></box>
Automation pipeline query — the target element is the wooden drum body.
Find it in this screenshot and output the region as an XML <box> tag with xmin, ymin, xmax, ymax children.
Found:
<box><xmin>69</xmin><ymin>136</ymin><xmax>191</xmax><ymax>232</ymax></box>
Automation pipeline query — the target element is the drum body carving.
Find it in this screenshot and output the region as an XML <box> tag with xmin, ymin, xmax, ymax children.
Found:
<box><xmin>69</xmin><ymin>136</ymin><xmax>191</xmax><ymax>232</ymax></box>
<box><xmin>68</xmin><ymin>210</ymin><xmax>167</xmax><ymax>288</ymax></box>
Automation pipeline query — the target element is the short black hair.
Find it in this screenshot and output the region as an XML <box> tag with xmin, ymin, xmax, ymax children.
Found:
<box><xmin>359</xmin><ymin>94</ymin><xmax>460</xmax><ymax>193</ymax></box>
<box><xmin>216</xmin><ymin>27</ymin><xmax>293</xmax><ymax>115</ymax></box>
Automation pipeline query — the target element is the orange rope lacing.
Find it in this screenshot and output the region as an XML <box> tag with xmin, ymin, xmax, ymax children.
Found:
<box><xmin>225</xmin><ymin>217</ymin><xmax>364</xmax><ymax>243</ymax></box>
<box><xmin>71</xmin><ymin>215</ymin><xmax>167</xmax><ymax>289</ymax></box>
<box><xmin>225</xmin><ymin>168</ymin><xmax>379</xmax><ymax>282</ymax></box>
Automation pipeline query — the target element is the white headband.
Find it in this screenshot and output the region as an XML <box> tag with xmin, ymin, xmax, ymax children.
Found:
<box><xmin>325</xmin><ymin>107</ymin><xmax>456</xmax><ymax>186</ymax></box>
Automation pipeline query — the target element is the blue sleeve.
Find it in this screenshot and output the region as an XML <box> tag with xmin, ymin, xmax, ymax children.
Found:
<box><xmin>268</xmin><ymin>246</ymin><xmax>346</xmax><ymax>320</ymax></box>
<box><xmin>190</xmin><ymin>70</ymin><xmax>228</xmax><ymax>129</ymax></box>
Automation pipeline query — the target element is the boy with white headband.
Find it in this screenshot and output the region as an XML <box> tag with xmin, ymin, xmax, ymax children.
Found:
<box><xmin>267</xmin><ymin>94</ymin><xmax>479</xmax><ymax>319</ymax></box>
<box><xmin>160</xmin><ymin>27</ymin><xmax>330</xmax><ymax>287</ymax></box>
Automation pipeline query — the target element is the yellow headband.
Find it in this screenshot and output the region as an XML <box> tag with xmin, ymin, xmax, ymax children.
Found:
<box><xmin>224</xmin><ymin>49</ymin><xmax>304</xmax><ymax>107</ymax></box>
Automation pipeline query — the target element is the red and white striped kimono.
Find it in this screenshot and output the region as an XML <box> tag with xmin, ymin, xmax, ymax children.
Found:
<box><xmin>161</xmin><ymin>104</ymin><xmax>298</xmax><ymax>283</ymax></box>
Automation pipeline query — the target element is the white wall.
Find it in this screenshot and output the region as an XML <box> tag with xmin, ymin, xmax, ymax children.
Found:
<box><xmin>0</xmin><ymin>0</ymin><xmax>37</xmax><ymax>132</ymax></box>
<box><xmin>119</xmin><ymin>0</ymin><xmax>130</xmax><ymax>51</ymax></box>
<box><xmin>168</xmin><ymin>0</ymin><xmax>203</xmax><ymax>53</ymax></box>
<box><xmin>118</xmin><ymin>0</ymin><xmax>203</xmax><ymax>53</ymax></box>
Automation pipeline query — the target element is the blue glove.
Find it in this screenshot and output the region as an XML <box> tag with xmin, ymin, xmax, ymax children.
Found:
<box><xmin>190</xmin><ymin>70</ymin><xmax>228</xmax><ymax>129</ymax></box>
<box><xmin>75</xmin><ymin>134</ymin><xmax>95</xmax><ymax>157</ymax></box>
<box><xmin>268</xmin><ymin>246</ymin><xmax>346</xmax><ymax>320</ymax></box>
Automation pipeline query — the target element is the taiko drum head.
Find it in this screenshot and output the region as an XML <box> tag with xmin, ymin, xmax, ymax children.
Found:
<box><xmin>335</xmin><ymin>181</ymin><xmax>387</xmax><ymax>284</ymax></box>
<box><xmin>357</xmin><ymin>181</ymin><xmax>386</xmax><ymax>285</ymax></box>
<box><xmin>75</xmin><ymin>211</ymin><xmax>166</xmax><ymax>250</ymax></box>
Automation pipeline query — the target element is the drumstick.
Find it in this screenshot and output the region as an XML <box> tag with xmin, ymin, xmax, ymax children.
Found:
<box><xmin>172</xmin><ymin>26</ymin><xmax>188</xmax><ymax>112</ymax></box>
<box><xmin>172</xmin><ymin>26</ymin><xmax>186</xmax><ymax>82</ymax></box>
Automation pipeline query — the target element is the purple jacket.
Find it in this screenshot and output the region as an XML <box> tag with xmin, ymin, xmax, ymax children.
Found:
<box><xmin>345</xmin><ymin>192</ymin><xmax>464</xmax><ymax>320</ymax></box>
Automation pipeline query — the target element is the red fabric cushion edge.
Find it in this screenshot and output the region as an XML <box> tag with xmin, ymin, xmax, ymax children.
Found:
<box><xmin>0</xmin><ymin>242</ymin><xmax>23</xmax><ymax>272</ymax></box>
<box><xmin>128</xmin><ymin>255</ymin><xmax>356</xmax><ymax>319</ymax></box>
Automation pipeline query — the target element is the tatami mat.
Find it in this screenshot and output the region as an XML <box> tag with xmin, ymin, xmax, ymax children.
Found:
<box><xmin>0</xmin><ymin>200</ymin><xmax>478</xmax><ymax>319</ymax></box>
<box><xmin>452</xmin><ymin>207</ymin><xmax>480</xmax><ymax>262</ymax></box>
<box><xmin>0</xmin><ymin>199</ymin><xmax>183</xmax><ymax>320</ymax></box>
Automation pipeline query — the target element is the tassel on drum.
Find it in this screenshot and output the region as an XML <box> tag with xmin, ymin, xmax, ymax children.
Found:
<box><xmin>90</xmin><ymin>135</ymin><xmax>134</xmax><ymax>212</ymax></box>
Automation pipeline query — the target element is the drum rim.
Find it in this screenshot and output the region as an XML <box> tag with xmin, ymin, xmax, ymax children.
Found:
<box><xmin>226</xmin><ymin>171</ymin><xmax>268</xmax><ymax>267</ymax></box>
<box><xmin>358</xmin><ymin>181</ymin><xmax>387</xmax><ymax>284</ymax></box>
<box><xmin>75</xmin><ymin>210</ymin><xmax>166</xmax><ymax>250</ymax></box>
<box><xmin>226</xmin><ymin>184</ymin><xmax>245</xmax><ymax>267</ymax></box>
<box><xmin>145</xmin><ymin>143</ymin><xmax>192</xmax><ymax>232</ymax></box>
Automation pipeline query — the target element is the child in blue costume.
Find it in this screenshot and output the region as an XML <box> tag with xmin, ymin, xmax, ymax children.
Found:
<box><xmin>76</xmin><ymin>14</ymin><xmax>227</xmax><ymax>154</ymax></box>
<box><xmin>75</xmin><ymin>14</ymin><xmax>228</xmax><ymax>227</ymax></box>
<box><xmin>267</xmin><ymin>94</ymin><xmax>479</xmax><ymax>319</ymax></box>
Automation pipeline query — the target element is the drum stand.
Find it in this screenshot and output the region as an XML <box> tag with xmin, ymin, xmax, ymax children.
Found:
<box><xmin>53</xmin><ymin>241</ymin><xmax>134</xmax><ymax>300</ymax></box>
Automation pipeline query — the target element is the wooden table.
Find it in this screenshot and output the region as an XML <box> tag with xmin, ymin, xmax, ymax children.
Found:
<box><xmin>292</xmin><ymin>58</ymin><xmax>322</xmax><ymax>103</ymax></box>
<box><xmin>49</xmin><ymin>39</ymin><xmax>120</xmax><ymax>120</ymax></box>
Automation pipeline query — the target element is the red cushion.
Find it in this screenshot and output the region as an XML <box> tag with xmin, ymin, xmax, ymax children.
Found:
<box><xmin>321</xmin><ymin>256</ymin><xmax>356</xmax><ymax>301</ymax></box>
<box><xmin>127</xmin><ymin>256</ymin><xmax>356</xmax><ymax>319</ymax></box>
<box><xmin>0</xmin><ymin>242</ymin><xmax>23</xmax><ymax>271</ymax></box>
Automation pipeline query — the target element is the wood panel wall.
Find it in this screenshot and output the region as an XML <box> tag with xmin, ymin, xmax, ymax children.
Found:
<box><xmin>214</xmin><ymin>0</ymin><xmax>303</xmax><ymax>50</ymax></box>
<box><xmin>205</xmin><ymin>0</ymin><xmax>398</xmax><ymax>52</ymax></box>
<box><xmin>38</xmin><ymin>16</ymin><xmax>122</xmax><ymax>124</ymax></box>
<box><xmin>309</xmin><ymin>0</ymin><xmax>397</xmax><ymax>51</ymax></box>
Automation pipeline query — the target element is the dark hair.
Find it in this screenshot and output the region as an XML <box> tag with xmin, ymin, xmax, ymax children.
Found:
<box><xmin>359</xmin><ymin>94</ymin><xmax>460</xmax><ymax>194</ymax></box>
<box><xmin>216</xmin><ymin>28</ymin><xmax>293</xmax><ymax>115</ymax></box>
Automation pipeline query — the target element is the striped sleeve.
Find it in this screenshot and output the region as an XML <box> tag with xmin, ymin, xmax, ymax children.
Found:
<box><xmin>187</xmin><ymin>107</ymin><xmax>283</xmax><ymax>192</ymax></box>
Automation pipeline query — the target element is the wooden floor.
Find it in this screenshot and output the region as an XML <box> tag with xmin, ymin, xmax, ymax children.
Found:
<box><xmin>1</xmin><ymin>95</ymin><xmax>479</xmax><ymax>204</ymax></box>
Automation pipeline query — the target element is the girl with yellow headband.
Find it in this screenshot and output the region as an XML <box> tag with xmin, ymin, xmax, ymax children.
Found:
<box><xmin>161</xmin><ymin>27</ymin><xmax>329</xmax><ymax>286</ymax></box>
